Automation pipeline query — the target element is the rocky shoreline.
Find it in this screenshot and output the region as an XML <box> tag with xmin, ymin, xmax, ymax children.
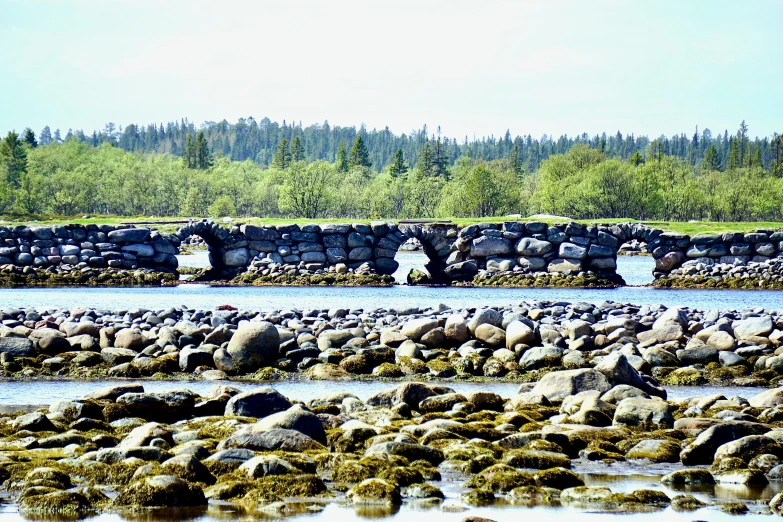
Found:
<box><xmin>1</xmin><ymin>300</ymin><xmax>783</xmax><ymax>387</ymax></box>
<box><xmin>3</xmin><ymin>378</ymin><xmax>783</xmax><ymax>517</ymax></box>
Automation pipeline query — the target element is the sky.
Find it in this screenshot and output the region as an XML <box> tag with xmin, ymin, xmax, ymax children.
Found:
<box><xmin>1</xmin><ymin>0</ymin><xmax>781</xmax><ymax>141</ymax></box>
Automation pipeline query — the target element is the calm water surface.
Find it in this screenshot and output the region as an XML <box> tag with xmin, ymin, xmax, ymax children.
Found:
<box><xmin>0</xmin><ymin>254</ymin><xmax>778</xmax><ymax>311</ymax></box>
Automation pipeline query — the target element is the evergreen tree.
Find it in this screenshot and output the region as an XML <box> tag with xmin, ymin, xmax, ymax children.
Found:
<box><xmin>432</xmin><ymin>137</ymin><xmax>449</xmax><ymax>177</ymax></box>
<box><xmin>388</xmin><ymin>148</ymin><xmax>408</xmax><ymax>177</ymax></box>
<box><xmin>737</xmin><ymin>120</ymin><xmax>749</xmax><ymax>166</ymax></box>
<box><xmin>273</xmin><ymin>138</ymin><xmax>292</xmax><ymax>169</ymax></box>
<box><xmin>183</xmin><ymin>134</ymin><xmax>196</xmax><ymax>168</ymax></box>
<box><xmin>53</xmin><ymin>129</ymin><xmax>62</xmax><ymax>143</ymax></box>
<box><xmin>704</xmin><ymin>144</ymin><xmax>721</xmax><ymax>171</ymax></box>
<box><xmin>0</xmin><ymin>131</ymin><xmax>28</xmax><ymax>187</ymax></box>
<box><xmin>195</xmin><ymin>131</ymin><xmax>213</xmax><ymax>169</ymax></box>
<box><xmin>728</xmin><ymin>138</ymin><xmax>740</xmax><ymax>170</ymax></box>
<box><xmin>508</xmin><ymin>143</ymin><xmax>522</xmax><ymax>178</ymax></box>
<box><xmin>39</xmin><ymin>126</ymin><xmax>52</xmax><ymax>146</ymax></box>
<box><xmin>348</xmin><ymin>135</ymin><xmax>371</xmax><ymax>168</ymax></box>
<box><xmin>22</xmin><ymin>129</ymin><xmax>37</xmax><ymax>148</ymax></box>
<box><xmin>291</xmin><ymin>136</ymin><xmax>305</xmax><ymax>162</ymax></box>
<box><xmin>418</xmin><ymin>139</ymin><xmax>434</xmax><ymax>176</ymax></box>
<box><xmin>629</xmin><ymin>151</ymin><xmax>644</xmax><ymax>166</ymax></box>
<box><xmin>335</xmin><ymin>141</ymin><xmax>349</xmax><ymax>173</ymax></box>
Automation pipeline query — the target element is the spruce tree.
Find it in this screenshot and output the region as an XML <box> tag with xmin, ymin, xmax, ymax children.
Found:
<box><xmin>432</xmin><ymin>137</ymin><xmax>449</xmax><ymax>177</ymax></box>
<box><xmin>22</xmin><ymin>129</ymin><xmax>37</xmax><ymax>148</ymax></box>
<box><xmin>273</xmin><ymin>138</ymin><xmax>292</xmax><ymax>169</ymax></box>
<box><xmin>195</xmin><ymin>131</ymin><xmax>213</xmax><ymax>169</ymax></box>
<box><xmin>0</xmin><ymin>131</ymin><xmax>28</xmax><ymax>187</ymax></box>
<box><xmin>388</xmin><ymin>148</ymin><xmax>408</xmax><ymax>177</ymax></box>
<box><xmin>508</xmin><ymin>143</ymin><xmax>522</xmax><ymax>177</ymax></box>
<box><xmin>348</xmin><ymin>135</ymin><xmax>372</xmax><ymax>168</ymax></box>
<box><xmin>183</xmin><ymin>134</ymin><xmax>196</xmax><ymax>168</ymax></box>
<box><xmin>39</xmin><ymin>126</ymin><xmax>52</xmax><ymax>146</ymax></box>
<box><xmin>418</xmin><ymin>139</ymin><xmax>434</xmax><ymax>176</ymax></box>
<box><xmin>291</xmin><ymin>136</ymin><xmax>305</xmax><ymax>162</ymax></box>
<box><xmin>336</xmin><ymin>141</ymin><xmax>349</xmax><ymax>173</ymax></box>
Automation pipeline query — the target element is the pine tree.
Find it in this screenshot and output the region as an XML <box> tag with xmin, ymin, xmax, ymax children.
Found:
<box><xmin>508</xmin><ymin>143</ymin><xmax>522</xmax><ymax>178</ymax></box>
<box><xmin>348</xmin><ymin>135</ymin><xmax>371</xmax><ymax>168</ymax></box>
<box><xmin>273</xmin><ymin>138</ymin><xmax>292</xmax><ymax>169</ymax></box>
<box><xmin>183</xmin><ymin>134</ymin><xmax>196</xmax><ymax>168</ymax></box>
<box><xmin>336</xmin><ymin>141</ymin><xmax>349</xmax><ymax>173</ymax></box>
<box><xmin>704</xmin><ymin>144</ymin><xmax>721</xmax><ymax>171</ymax></box>
<box><xmin>39</xmin><ymin>126</ymin><xmax>52</xmax><ymax>146</ymax></box>
<box><xmin>418</xmin><ymin>139</ymin><xmax>434</xmax><ymax>176</ymax></box>
<box><xmin>388</xmin><ymin>148</ymin><xmax>408</xmax><ymax>177</ymax></box>
<box><xmin>195</xmin><ymin>131</ymin><xmax>213</xmax><ymax>169</ymax></box>
<box><xmin>0</xmin><ymin>131</ymin><xmax>28</xmax><ymax>187</ymax></box>
<box><xmin>22</xmin><ymin>129</ymin><xmax>37</xmax><ymax>148</ymax></box>
<box><xmin>291</xmin><ymin>136</ymin><xmax>305</xmax><ymax>162</ymax></box>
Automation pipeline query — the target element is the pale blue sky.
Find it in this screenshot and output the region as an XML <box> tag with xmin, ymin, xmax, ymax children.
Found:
<box><xmin>1</xmin><ymin>0</ymin><xmax>781</xmax><ymax>140</ymax></box>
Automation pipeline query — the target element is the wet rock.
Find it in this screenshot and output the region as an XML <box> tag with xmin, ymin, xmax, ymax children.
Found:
<box><xmin>626</xmin><ymin>439</ymin><xmax>680</xmax><ymax>462</ymax></box>
<box><xmin>242</xmin><ymin>405</ymin><xmax>327</xmax><ymax>444</ymax></box>
<box><xmin>224</xmin><ymin>387</ymin><xmax>292</xmax><ymax>418</ymax></box>
<box><xmin>239</xmin><ymin>455</ymin><xmax>295</xmax><ymax>478</ymax></box>
<box><xmin>680</xmin><ymin>421</ymin><xmax>771</xmax><ymax>465</ymax></box>
<box><xmin>114</xmin><ymin>475</ymin><xmax>206</xmax><ymax>507</ymax></box>
<box><xmin>613</xmin><ymin>398</ymin><xmax>673</xmax><ymax>428</ymax></box>
<box><xmin>12</xmin><ymin>412</ymin><xmax>57</xmax><ymax>432</ymax></box>
<box><xmin>530</xmin><ymin>369</ymin><xmax>611</xmax><ymax>402</ymax></box>
<box><xmin>218</xmin><ymin>321</ymin><xmax>279</xmax><ymax>373</ymax></box>
<box><xmin>660</xmin><ymin>469</ymin><xmax>715</xmax><ymax>485</ymax></box>
<box><xmin>347</xmin><ymin>478</ymin><xmax>401</xmax><ymax>505</ymax></box>
<box><xmin>219</xmin><ymin>428</ymin><xmax>325</xmax><ymax>452</ymax></box>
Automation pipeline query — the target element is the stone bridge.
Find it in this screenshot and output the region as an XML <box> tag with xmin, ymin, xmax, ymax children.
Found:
<box><xmin>2</xmin><ymin>219</ymin><xmax>782</xmax><ymax>283</ymax></box>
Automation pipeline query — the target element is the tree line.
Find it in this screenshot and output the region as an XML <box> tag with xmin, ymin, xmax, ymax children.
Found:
<box><xmin>16</xmin><ymin>117</ymin><xmax>783</xmax><ymax>175</ymax></box>
<box><xmin>0</xmin><ymin>119</ymin><xmax>781</xmax><ymax>223</ymax></box>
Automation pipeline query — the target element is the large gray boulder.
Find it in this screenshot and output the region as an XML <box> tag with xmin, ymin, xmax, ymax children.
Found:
<box><xmin>248</xmin><ymin>405</ymin><xmax>326</xmax><ymax>444</ymax></box>
<box><xmin>734</xmin><ymin>316</ymin><xmax>773</xmax><ymax>340</ymax></box>
<box><xmin>366</xmin><ymin>382</ymin><xmax>454</xmax><ymax>409</ymax></box>
<box><xmin>218</xmin><ymin>428</ymin><xmax>325</xmax><ymax>451</ymax></box>
<box><xmin>216</xmin><ymin>322</ymin><xmax>279</xmax><ymax>373</ymax></box>
<box><xmin>0</xmin><ymin>337</ymin><xmax>36</xmax><ymax>357</ymax></box>
<box><xmin>530</xmin><ymin>369</ymin><xmax>611</xmax><ymax>402</ymax></box>
<box><xmin>613</xmin><ymin>398</ymin><xmax>674</xmax><ymax>428</ymax></box>
<box><xmin>224</xmin><ymin>387</ymin><xmax>292</xmax><ymax>418</ymax></box>
<box><xmin>750</xmin><ymin>388</ymin><xmax>783</xmax><ymax>408</ymax></box>
<box><xmin>515</xmin><ymin>237</ymin><xmax>552</xmax><ymax>256</ymax></box>
<box><xmin>594</xmin><ymin>352</ymin><xmax>666</xmax><ymax>399</ymax></box>
<box><xmin>401</xmin><ymin>318</ymin><xmax>438</xmax><ymax>342</ymax></box>
<box><xmin>471</xmin><ymin>236</ymin><xmax>513</xmax><ymax>257</ymax></box>
<box><xmin>680</xmin><ymin>421</ymin><xmax>770</xmax><ymax>465</ymax></box>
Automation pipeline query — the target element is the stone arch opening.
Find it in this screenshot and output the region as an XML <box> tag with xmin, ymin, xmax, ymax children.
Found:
<box><xmin>396</xmin><ymin>223</ymin><xmax>456</xmax><ymax>284</ymax></box>
<box><xmin>175</xmin><ymin>219</ymin><xmax>233</xmax><ymax>278</ymax></box>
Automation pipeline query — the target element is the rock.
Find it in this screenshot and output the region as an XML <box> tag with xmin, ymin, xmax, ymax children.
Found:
<box><xmin>84</xmin><ymin>384</ymin><xmax>145</xmax><ymax>401</ymax></box>
<box><xmin>530</xmin><ymin>369</ymin><xmax>611</xmax><ymax>402</ymax></box>
<box><xmin>114</xmin><ymin>328</ymin><xmax>146</xmax><ymax>350</ymax></box>
<box><xmin>219</xmin><ymin>428</ymin><xmax>325</xmax><ymax>452</ymax></box>
<box><xmin>118</xmin><ymin>422</ymin><xmax>174</xmax><ymax>448</ymax></box>
<box><xmin>239</xmin><ymin>455</ymin><xmax>295</xmax><ymax>478</ymax></box>
<box><xmin>347</xmin><ymin>478</ymin><xmax>401</xmax><ymax>505</ymax></box>
<box><xmin>560</xmin><ymin>486</ymin><xmax>614</xmax><ymax>503</ymax></box>
<box><xmin>506</xmin><ymin>321</ymin><xmax>536</xmax><ymax>349</ymax></box>
<box><xmin>444</xmin><ymin>315</ymin><xmax>469</xmax><ymax>343</ymax></box>
<box><xmin>366</xmin><ymin>382</ymin><xmax>453</xmax><ymax>409</ymax></box>
<box><xmin>365</xmin><ymin>442</ymin><xmax>444</xmax><ymax>465</ymax></box>
<box><xmin>221</xmin><ymin>322</ymin><xmax>279</xmax><ymax>373</ymax></box>
<box><xmin>516</xmin><ymin>237</ymin><xmax>552</xmax><ymax>256</ymax></box>
<box><xmin>661</xmin><ymin>469</ymin><xmax>715</xmax><ymax>485</ymax></box>
<box><xmin>224</xmin><ymin>387</ymin><xmax>292</xmax><ymax>418</ymax></box>
<box><xmin>114</xmin><ymin>475</ymin><xmax>206</xmax><ymax>507</ymax></box>
<box><xmin>548</xmin><ymin>258</ymin><xmax>582</xmax><ymax>273</ymax></box>
<box><xmin>714</xmin><ymin>435</ymin><xmax>783</xmax><ymax>463</ymax></box>
<box><xmin>558</xmin><ymin>242</ymin><xmax>587</xmax><ymax>260</ymax></box>
<box><xmin>475</xmin><ymin>324</ymin><xmax>506</xmax><ymax>347</ymax></box>
<box><xmin>714</xmin><ymin>469</ymin><xmax>768</xmax><ymax>485</ymax></box>
<box><xmin>0</xmin><ymin>337</ymin><xmax>36</xmax><ymax>357</ymax></box>
<box><xmin>317</xmin><ymin>329</ymin><xmax>355</xmax><ymax>351</ymax></box>
<box><xmin>12</xmin><ymin>412</ymin><xmax>56</xmax><ymax>432</ymax></box>
<box><xmin>247</xmin><ymin>405</ymin><xmax>326</xmax><ymax>444</ymax></box>
<box><xmin>468</xmin><ymin>308</ymin><xmax>502</xmax><ymax>334</ymax></box>
<box><xmin>734</xmin><ymin>316</ymin><xmax>773</xmax><ymax>340</ymax></box>
<box><xmin>471</xmin><ymin>236</ymin><xmax>513</xmax><ymax>257</ymax></box>
<box><xmin>116</xmin><ymin>391</ymin><xmax>196</xmax><ymax>422</ymax></box>
<box><xmin>161</xmin><ymin>454</ymin><xmax>216</xmax><ymax>485</ymax></box>
<box><xmin>680</xmin><ymin>421</ymin><xmax>770</xmax><ymax>465</ymax></box>
<box><xmin>613</xmin><ymin>398</ymin><xmax>673</xmax><ymax>428</ymax></box>
<box><xmin>108</xmin><ymin>228</ymin><xmax>150</xmax><ymax>243</ymax></box>
<box><xmin>594</xmin><ymin>352</ymin><xmax>665</xmax><ymax>398</ymax></box>
<box><xmin>750</xmin><ymin>388</ymin><xmax>783</xmax><ymax>408</ymax></box>
<box><xmin>626</xmin><ymin>439</ymin><xmax>680</xmax><ymax>462</ymax></box>
<box><xmin>401</xmin><ymin>318</ymin><xmax>438</xmax><ymax>342</ymax></box>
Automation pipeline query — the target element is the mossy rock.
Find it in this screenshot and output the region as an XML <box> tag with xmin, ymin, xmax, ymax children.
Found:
<box><xmin>671</xmin><ymin>494</ymin><xmax>707</xmax><ymax>511</ymax></box>
<box><xmin>114</xmin><ymin>475</ymin><xmax>206</xmax><ymax>508</ymax></box>
<box><xmin>243</xmin><ymin>474</ymin><xmax>327</xmax><ymax>503</ymax></box>
<box><xmin>661</xmin><ymin>469</ymin><xmax>715</xmax><ymax>485</ymax></box>
<box><xmin>721</xmin><ymin>501</ymin><xmax>748</xmax><ymax>514</ymax></box>
<box><xmin>533</xmin><ymin>467</ymin><xmax>584</xmax><ymax>489</ymax></box>
<box><xmin>404</xmin><ymin>483</ymin><xmax>444</xmax><ymax>500</ymax></box>
<box><xmin>204</xmin><ymin>480</ymin><xmax>253</xmax><ymax>501</ymax></box>
<box><xmin>503</xmin><ymin>449</ymin><xmax>571</xmax><ymax>469</ymax></box>
<box><xmin>460</xmin><ymin>488</ymin><xmax>496</xmax><ymax>506</ymax></box>
<box><xmin>346</xmin><ymin>478</ymin><xmax>401</xmax><ymax>505</ymax></box>
<box><xmin>409</xmin><ymin>460</ymin><xmax>441</xmax><ymax>481</ymax></box>
<box><xmin>332</xmin><ymin>460</ymin><xmax>376</xmax><ymax>483</ymax></box>
<box><xmin>377</xmin><ymin>466</ymin><xmax>423</xmax><ymax>487</ymax></box>
<box><xmin>625</xmin><ymin>439</ymin><xmax>681</xmax><ymax>463</ymax></box>
<box><xmin>662</xmin><ymin>367</ymin><xmax>706</xmax><ymax>386</ymax></box>
<box><xmin>19</xmin><ymin>490</ymin><xmax>93</xmax><ymax>514</ymax></box>
<box><xmin>485</xmin><ymin>470</ymin><xmax>534</xmax><ymax>492</ymax></box>
<box><xmin>373</xmin><ymin>363</ymin><xmax>403</xmax><ymax>378</ymax></box>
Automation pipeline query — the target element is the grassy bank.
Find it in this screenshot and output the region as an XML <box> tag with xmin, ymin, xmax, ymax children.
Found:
<box><xmin>2</xmin><ymin>214</ymin><xmax>783</xmax><ymax>236</ymax></box>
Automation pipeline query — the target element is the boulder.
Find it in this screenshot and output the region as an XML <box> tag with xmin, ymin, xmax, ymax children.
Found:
<box><xmin>506</xmin><ymin>320</ymin><xmax>536</xmax><ymax>348</ymax></box>
<box><xmin>734</xmin><ymin>316</ymin><xmax>773</xmax><ymax>340</ymax></box>
<box><xmin>219</xmin><ymin>428</ymin><xmax>325</xmax><ymax>452</ymax></box>
<box><xmin>221</xmin><ymin>322</ymin><xmax>279</xmax><ymax>373</ymax></box>
<box><xmin>515</xmin><ymin>237</ymin><xmax>552</xmax><ymax>256</ymax></box>
<box><xmin>0</xmin><ymin>337</ymin><xmax>36</xmax><ymax>357</ymax></box>
<box><xmin>224</xmin><ymin>387</ymin><xmax>292</xmax><ymax>418</ymax></box>
<box><xmin>613</xmin><ymin>398</ymin><xmax>674</xmax><ymax>428</ymax></box>
<box><xmin>401</xmin><ymin>318</ymin><xmax>438</xmax><ymax>342</ymax></box>
<box><xmin>366</xmin><ymin>382</ymin><xmax>454</xmax><ymax>410</ymax></box>
<box><xmin>594</xmin><ymin>352</ymin><xmax>665</xmax><ymax>398</ymax></box>
<box><xmin>530</xmin><ymin>369</ymin><xmax>611</xmax><ymax>402</ymax></box>
<box><xmin>444</xmin><ymin>315</ymin><xmax>469</xmax><ymax>343</ymax></box>
<box><xmin>471</xmin><ymin>236</ymin><xmax>513</xmax><ymax>257</ymax></box>
<box><xmin>247</xmin><ymin>405</ymin><xmax>326</xmax><ymax>444</ymax></box>
<box><xmin>680</xmin><ymin>421</ymin><xmax>770</xmax><ymax>465</ymax></box>
<box><xmin>114</xmin><ymin>475</ymin><xmax>206</xmax><ymax>507</ymax></box>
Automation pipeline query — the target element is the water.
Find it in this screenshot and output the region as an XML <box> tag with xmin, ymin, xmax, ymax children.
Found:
<box><xmin>0</xmin><ymin>379</ymin><xmax>766</xmax><ymax>409</ymax></box>
<box><xmin>0</xmin><ymin>254</ymin><xmax>780</xmax><ymax>311</ymax></box>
